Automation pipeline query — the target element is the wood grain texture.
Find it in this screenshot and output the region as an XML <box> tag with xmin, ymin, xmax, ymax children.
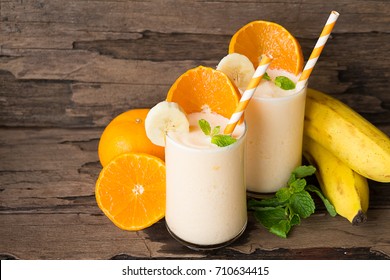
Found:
<box><xmin>1</xmin><ymin>0</ymin><xmax>389</xmax><ymax>260</ymax></box>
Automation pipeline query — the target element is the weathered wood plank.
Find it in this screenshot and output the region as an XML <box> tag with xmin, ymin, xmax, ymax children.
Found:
<box><xmin>1</xmin><ymin>210</ymin><xmax>389</xmax><ymax>260</ymax></box>
<box><xmin>1</xmin><ymin>33</ymin><xmax>389</xmax><ymax>129</ymax></box>
<box><xmin>0</xmin><ymin>70</ymin><xmax>171</xmax><ymax>127</ymax></box>
<box><xmin>0</xmin><ymin>213</ymin><xmax>154</xmax><ymax>259</ymax></box>
<box><xmin>2</xmin><ymin>32</ymin><xmax>389</xmax><ymax>100</ymax></box>
<box><xmin>0</xmin><ymin>50</ymin><xmax>198</xmax><ymax>84</ymax></box>
<box><xmin>1</xmin><ymin>0</ymin><xmax>389</xmax><ymax>46</ymax></box>
<box><xmin>0</xmin><ymin>128</ymin><xmax>99</xmax><ymax>212</ymax></box>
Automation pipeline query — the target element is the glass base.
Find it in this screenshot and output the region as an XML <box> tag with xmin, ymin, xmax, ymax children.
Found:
<box><xmin>166</xmin><ymin>221</ymin><xmax>247</xmax><ymax>251</ymax></box>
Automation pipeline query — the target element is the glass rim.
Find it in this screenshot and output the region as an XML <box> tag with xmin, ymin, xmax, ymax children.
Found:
<box><xmin>251</xmin><ymin>82</ymin><xmax>308</xmax><ymax>102</ymax></box>
<box><xmin>165</xmin><ymin>121</ymin><xmax>247</xmax><ymax>154</ymax></box>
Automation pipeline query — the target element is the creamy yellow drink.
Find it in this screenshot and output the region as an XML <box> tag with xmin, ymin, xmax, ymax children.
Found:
<box><xmin>165</xmin><ymin>111</ymin><xmax>247</xmax><ymax>249</ymax></box>
<box><xmin>245</xmin><ymin>69</ymin><xmax>307</xmax><ymax>195</ymax></box>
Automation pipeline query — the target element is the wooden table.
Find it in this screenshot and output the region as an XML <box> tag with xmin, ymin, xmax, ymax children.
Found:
<box><xmin>1</xmin><ymin>0</ymin><xmax>389</xmax><ymax>260</ymax></box>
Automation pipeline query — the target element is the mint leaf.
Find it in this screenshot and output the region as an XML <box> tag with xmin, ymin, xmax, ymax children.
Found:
<box><xmin>275</xmin><ymin>76</ymin><xmax>296</xmax><ymax>90</ymax></box>
<box><xmin>198</xmin><ymin>119</ymin><xmax>211</xmax><ymax>135</ymax></box>
<box><xmin>287</xmin><ymin>173</ymin><xmax>296</xmax><ymax>186</ymax></box>
<box><xmin>211</xmin><ymin>126</ymin><xmax>220</xmax><ymax>136</ymax></box>
<box><xmin>290</xmin><ymin>213</ymin><xmax>301</xmax><ymax>226</ymax></box>
<box><xmin>306</xmin><ymin>185</ymin><xmax>337</xmax><ymax>217</ymax></box>
<box><xmin>290</xmin><ymin>178</ymin><xmax>306</xmax><ymax>193</ymax></box>
<box><xmin>253</xmin><ymin>204</ymin><xmax>293</xmax><ymax>238</ymax></box>
<box><xmin>253</xmin><ymin>207</ymin><xmax>286</xmax><ymax>230</ymax></box>
<box><xmin>289</xmin><ymin>191</ymin><xmax>315</xmax><ymax>218</ymax></box>
<box><xmin>263</xmin><ymin>72</ymin><xmax>271</xmax><ymax>81</ymax></box>
<box><xmin>248</xmin><ymin>165</ymin><xmax>333</xmax><ymax>238</ymax></box>
<box><xmin>275</xmin><ymin>187</ymin><xmax>291</xmax><ymax>202</ymax></box>
<box><xmin>270</xmin><ymin>220</ymin><xmax>291</xmax><ymax>238</ymax></box>
<box><xmin>211</xmin><ymin>134</ymin><xmax>237</xmax><ymax>147</ymax></box>
<box><xmin>293</xmin><ymin>165</ymin><xmax>316</xmax><ymax>178</ymax></box>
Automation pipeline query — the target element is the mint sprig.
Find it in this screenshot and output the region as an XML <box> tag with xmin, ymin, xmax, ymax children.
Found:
<box><xmin>263</xmin><ymin>72</ymin><xmax>296</xmax><ymax>90</ymax></box>
<box><xmin>275</xmin><ymin>76</ymin><xmax>296</xmax><ymax>90</ymax></box>
<box><xmin>198</xmin><ymin>119</ymin><xmax>237</xmax><ymax>147</ymax></box>
<box><xmin>248</xmin><ymin>165</ymin><xmax>336</xmax><ymax>238</ymax></box>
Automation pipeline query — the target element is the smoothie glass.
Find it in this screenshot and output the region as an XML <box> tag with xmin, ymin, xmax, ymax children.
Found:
<box><xmin>165</xmin><ymin>120</ymin><xmax>247</xmax><ymax>250</ymax></box>
<box><xmin>245</xmin><ymin>83</ymin><xmax>307</xmax><ymax>196</ymax></box>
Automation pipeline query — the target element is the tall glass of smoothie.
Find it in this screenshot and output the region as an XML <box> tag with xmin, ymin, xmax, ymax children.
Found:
<box><xmin>245</xmin><ymin>69</ymin><xmax>307</xmax><ymax>196</ymax></box>
<box><xmin>165</xmin><ymin>111</ymin><xmax>247</xmax><ymax>250</ymax></box>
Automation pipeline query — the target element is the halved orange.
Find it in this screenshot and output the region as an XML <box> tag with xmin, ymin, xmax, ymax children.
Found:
<box><xmin>229</xmin><ymin>21</ymin><xmax>304</xmax><ymax>75</ymax></box>
<box><xmin>166</xmin><ymin>66</ymin><xmax>241</xmax><ymax>119</ymax></box>
<box><xmin>95</xmin><ymin>153</ymin><xmax>166</xmax><ymax>231</ymax></box>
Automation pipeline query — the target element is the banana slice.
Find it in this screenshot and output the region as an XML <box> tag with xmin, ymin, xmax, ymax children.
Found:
<box><xmin>216</xmin><ymin>53</ymin><xmax>255</xmax><ymax>91</ymax></box>
<box><xmin>145</xmin><ymin>101</ymin><xmax>189</xmax><ymax>147</ymax></box>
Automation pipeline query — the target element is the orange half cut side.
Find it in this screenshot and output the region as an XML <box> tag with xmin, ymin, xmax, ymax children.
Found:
<box><xmin>95</xmin><ymin>153</ymin><xmax>166</xmax><ymax>231</ymax></box>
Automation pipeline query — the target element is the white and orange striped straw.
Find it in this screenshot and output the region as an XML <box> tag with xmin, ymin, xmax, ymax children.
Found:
<box><xmin>224</xmin><ymin>54</ymin><xmax>273</xmax><ymax>135</ymax></box>
<box><xmin>296</xmin><ymin>10</ymin><xmax>340</xmax><ymax>90</ymax></box>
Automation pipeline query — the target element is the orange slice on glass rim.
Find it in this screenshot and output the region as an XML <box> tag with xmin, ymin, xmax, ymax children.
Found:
<box><xmin>166</xmin><ymin>66</ymin><xmax>241</xmax><ymax>119</ymax></box>
<box><xmin>229</xmin><ymin>20</ymin><xmax>304</xmax><ymax>75</ymax></box>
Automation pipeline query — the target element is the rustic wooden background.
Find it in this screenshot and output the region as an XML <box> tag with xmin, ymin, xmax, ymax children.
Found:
<box><xmin>1</xmin><ymin>0</ymin><xmax>389</xmax><ymax>260</ymax></box>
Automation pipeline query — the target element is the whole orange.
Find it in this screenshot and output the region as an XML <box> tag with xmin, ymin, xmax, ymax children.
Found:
<box><xmin>98</xmin><ymin>109</ymin><xmax>165</xmax><ymax>167</ymax></box>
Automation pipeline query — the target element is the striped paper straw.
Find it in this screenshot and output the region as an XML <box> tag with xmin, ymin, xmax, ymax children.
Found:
<box><xmin>224</xmin><ymin>54</ymin><xmax>273</xmax><ymax>135</ymax></box>
<box><xmin>296</xmin><ymin>11</ymin><xmax>340</xmax><ymax>90</ymax></box>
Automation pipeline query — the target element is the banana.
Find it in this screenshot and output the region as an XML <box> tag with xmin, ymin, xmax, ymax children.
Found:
<box><xmin>216</xmin><ymin>53</ymin><xmax>255</xmax><ymax>91</ymax></box>
<box><xmin>304</xmin><ymin>88</ymin><xmax>390</xmax><ymax>182</ymax></box>
<box><xmin>303</xmin><ymin>135</ymin><xmax>369</xmax><ymax>225</ymax></box>
<box><xmin>145</xmin><ymin>101</ymin><xmax>189</xmax><ymax>146</ymax></box>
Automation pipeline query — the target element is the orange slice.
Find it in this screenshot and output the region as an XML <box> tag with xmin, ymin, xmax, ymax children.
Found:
<box><xmin>95</xmin><ymin>153</ymin><xmax>166</xmax><ymax>231</ymax></box>
<box><xmin>166</xmin><ymin>66</ymin><xmax>241</xmax><ymax>119</ymax></box>
<box><xmin>229</xmin><ymin>21</ymin><xmax>304</xmax><ymax>75</ymax></box>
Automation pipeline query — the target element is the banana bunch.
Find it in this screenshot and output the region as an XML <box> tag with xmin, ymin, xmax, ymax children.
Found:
<box><xmin>303</xmin><ymin>88</ymin><xmax>390</xmax><ymax>224</ymax></box>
